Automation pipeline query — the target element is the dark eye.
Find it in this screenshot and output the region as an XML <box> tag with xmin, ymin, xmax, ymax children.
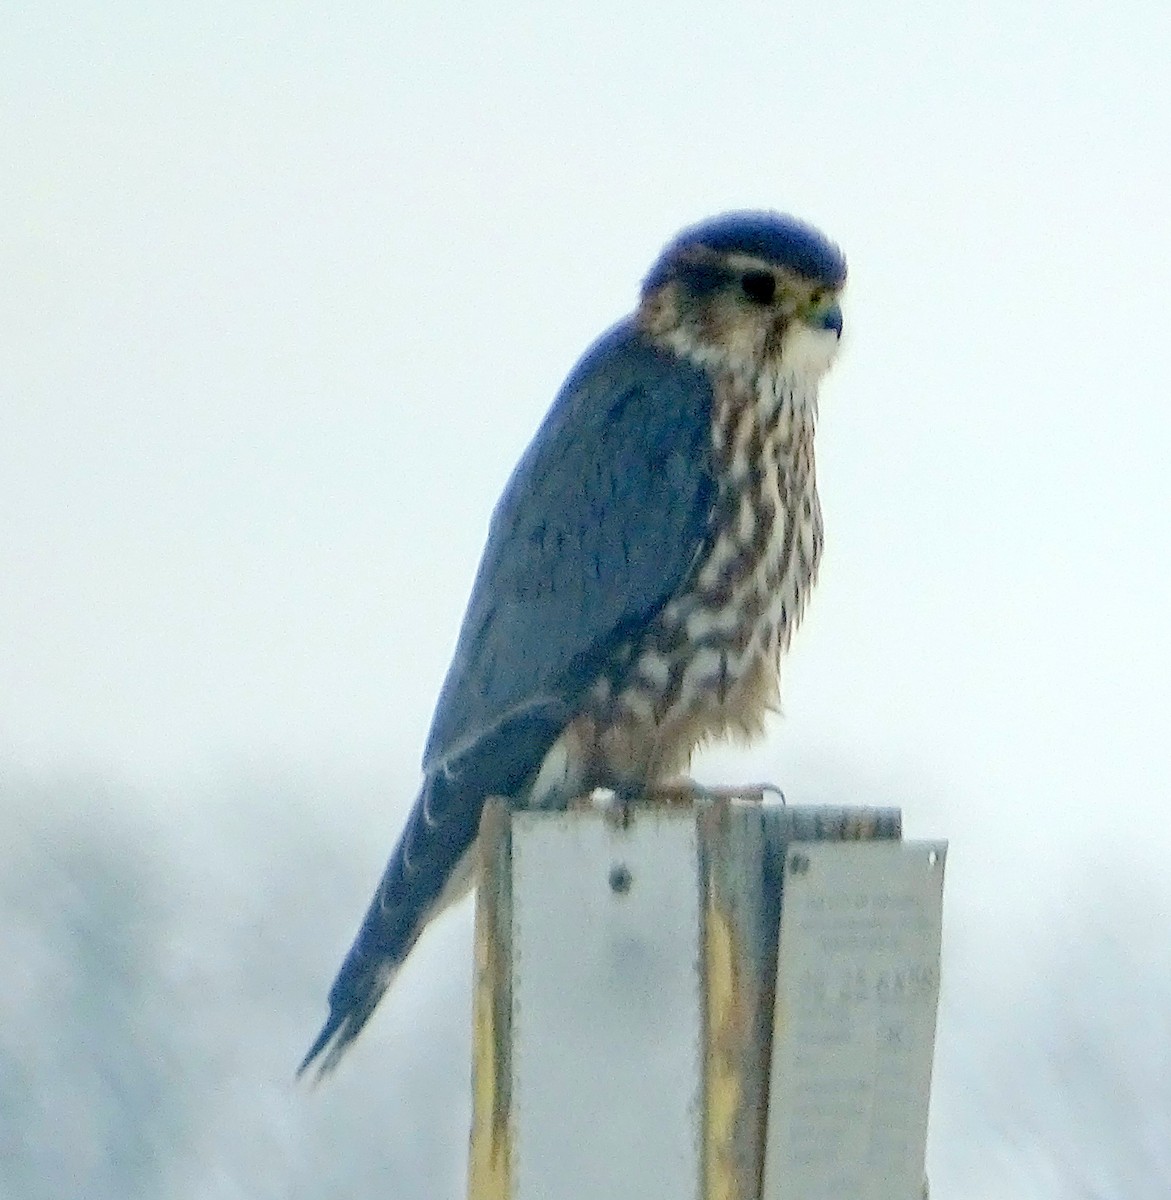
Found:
<box><xmin>740</xmin><ymin>270</ymin><xmax>776</xmax><ymax>305</ymax></box>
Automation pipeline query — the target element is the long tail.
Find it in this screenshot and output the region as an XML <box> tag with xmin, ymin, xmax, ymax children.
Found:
<box><xmin>298</xmin><ymin>772</ymin><xmax>485</xmax><ymax>1080</ymax></box>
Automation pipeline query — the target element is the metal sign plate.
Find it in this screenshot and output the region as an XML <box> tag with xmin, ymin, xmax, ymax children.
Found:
<box><xmin>510</xmin><ymin>810</ymin><xmax>703</xmax><ymax>1200</ymax></box>
<box><xmin>762</xmin><ymin>840</ymin><xmax>946</xmax><ymax>1200</ymax></box>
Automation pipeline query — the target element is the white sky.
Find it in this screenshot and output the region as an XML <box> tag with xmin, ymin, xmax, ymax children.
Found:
<box><xmin>4</xmin><ymin>3</ymin><xmax>1170</xmax><ymax>1195</ymax></box>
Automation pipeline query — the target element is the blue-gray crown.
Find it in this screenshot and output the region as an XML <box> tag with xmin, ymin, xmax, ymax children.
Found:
<box><xmin>643</xmin><ymin>211</ymin><xmax>846</xmax><ymax>293</ymax></box>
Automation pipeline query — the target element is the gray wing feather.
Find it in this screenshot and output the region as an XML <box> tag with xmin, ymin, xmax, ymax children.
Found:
<box><xmin>423</xmin><ymin>319</ymin><xmax>716</xmax><ymax>775</ymax></box>
<box><xmin>298</xmin><ymin>320</ymin><xmax>717</xmax><ymax>1079</ymax></box>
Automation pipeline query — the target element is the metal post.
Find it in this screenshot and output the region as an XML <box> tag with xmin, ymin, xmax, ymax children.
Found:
<box><xmin>467</xmin><ymin>797</ymin><xmax>944</xmax><ymax>1200</ymax></box>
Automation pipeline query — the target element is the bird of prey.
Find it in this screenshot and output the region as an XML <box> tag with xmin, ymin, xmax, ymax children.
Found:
<box><xmin>300</xmin><ymin>211</ymin><xmax>846</xmax><ymax>1078</ymax></box>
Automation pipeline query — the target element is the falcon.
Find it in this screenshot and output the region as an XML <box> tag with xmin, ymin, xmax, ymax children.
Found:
<box><xmin>300</xmin><ymin>211</ymin><xmax>846</xmax><ymax>1077</ymax></box>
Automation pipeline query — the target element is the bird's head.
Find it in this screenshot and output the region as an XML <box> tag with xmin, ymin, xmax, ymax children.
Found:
<box><xmin>637</xmin><ymin>211</ymin><xmax>846</xmax><ymax>383</ymax></box>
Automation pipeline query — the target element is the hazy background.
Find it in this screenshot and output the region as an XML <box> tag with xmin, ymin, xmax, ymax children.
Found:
<box><xmin>4</xmin><ymin>2</ymin><xmax>1169</xmax><ymax>1196</ymax></box>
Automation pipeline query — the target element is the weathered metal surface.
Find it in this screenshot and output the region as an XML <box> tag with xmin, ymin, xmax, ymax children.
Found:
<box><xmin>700</xmin><ymin>803</ymin><xmax>904</xmax><ymax>1200</ymax></box>
<box><xmin>467</xmin><ymin>798</ymin><xmax>934</xmax><ymax>1200</ymax></box>
<box><xmin>467</xmin><ymin>799</ymin><xmax>512</xmax><ymax>1200</ymax></box>
<box><xmin>700</xmin><ymin>801</ymin><xmax>768</xmax><ymax>1200</ymax></box>
<box><xmin>509</xmin><ymin>807</ymin><xmax>703</xmax><ymax>1200</ymax></box>
<box><xmin>762</xmin><ymin>840</ymin><xmax>946</xmax><ymax>1200</ymax></box>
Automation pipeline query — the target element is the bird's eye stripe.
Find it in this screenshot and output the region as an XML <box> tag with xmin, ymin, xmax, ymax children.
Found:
<box><xmin>678</xmin><ymin>261</ymin><xmax>736</xmax><ymax>296</ymax></box>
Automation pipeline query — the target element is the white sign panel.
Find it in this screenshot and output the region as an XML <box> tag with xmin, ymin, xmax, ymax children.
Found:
<box><xmin>763</xmin><ymin>840</ymin><xmax>946</xmax><ymax>1200</ymax></box>
<box><xmin>510</xmin><ymin>810</ymin><xmax>703</xmax><ymax>1200</ymax></box>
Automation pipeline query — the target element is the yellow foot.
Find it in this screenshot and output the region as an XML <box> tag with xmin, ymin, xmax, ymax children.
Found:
<box><xmin>643</xmin><ymin>779</ymin><xmax>705</xmax><ymax>807</ymax></box>
<box><xmin>573</xmin><ymin>782</ymin><xmax>786</xmax><ymax>828</ymax></box>
<box><xmin>645</xmin><ymin>779</ymin><xmax>787</xmax><ymax>806</ymax></box>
